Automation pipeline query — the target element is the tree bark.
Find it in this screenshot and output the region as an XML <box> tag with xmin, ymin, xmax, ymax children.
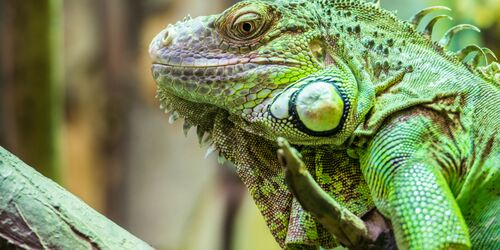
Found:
<box><xmin>0</xmin><ymin>146</ymin><xmax>152</xmax><ymax>249</ymax></box>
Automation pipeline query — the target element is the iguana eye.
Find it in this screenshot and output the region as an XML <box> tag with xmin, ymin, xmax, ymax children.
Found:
<box><xmin>219</xmin><ymin>4</ymin><xmax>276</xmax><ymax>43</ymax></box>
<box><xmin>231</xmin><ymin>12</ymin><xmax>263</xmax><ymax>39</ymax></box>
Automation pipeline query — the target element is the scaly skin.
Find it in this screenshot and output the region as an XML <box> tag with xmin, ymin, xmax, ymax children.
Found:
<box><xmin>149</xmin><ymin>0</ymin><xmax>499</xmax><ymax>249</ymax></box>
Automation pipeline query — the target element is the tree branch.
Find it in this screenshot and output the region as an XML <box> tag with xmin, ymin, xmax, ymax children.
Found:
<box><xmin>0</xmin><ymin>146</ymin><xmax>153</xmax><ymax>249</ymax></box>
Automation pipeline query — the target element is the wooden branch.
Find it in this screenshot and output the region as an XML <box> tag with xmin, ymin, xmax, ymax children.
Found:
<box><xmin>276</xmin><ymin>137</ymin><xmax>395</xmax><ymax>250</ymax></box>
<box><xmin>0</xmin><ymin>146</ymin><xmax>153</xmax><ymax>249</ymax></box>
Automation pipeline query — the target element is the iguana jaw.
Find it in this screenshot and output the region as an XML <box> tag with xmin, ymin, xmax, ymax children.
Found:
<box><xmin>151</xmin><ymin>60</ymin><xmax>298</xmax><ymax>108</ymax></box>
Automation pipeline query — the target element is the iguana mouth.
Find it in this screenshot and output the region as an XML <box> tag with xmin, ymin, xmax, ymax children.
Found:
<box><xmin>152</xmin><ymin>57</ymin><xmax>306</xmax><ymax>68</ymax></box>
<box><xmin>150</xmin><ymin>57</ymin><xmax>298</xmax><ymax>111</ymax></box>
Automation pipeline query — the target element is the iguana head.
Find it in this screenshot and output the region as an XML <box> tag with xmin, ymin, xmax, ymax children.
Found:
<box><xmin>150</xmin><ymin>0</ymin><xmax>367</xmax><ymax>146</ymax></box>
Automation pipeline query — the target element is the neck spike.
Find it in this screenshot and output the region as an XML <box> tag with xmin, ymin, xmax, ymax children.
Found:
<box><xmin>438</xmin><ymin>24</ymin><xmax>480</xmax><ymax>49</ymax></box>
<box><xmin>409</xmin><ymin>6</ymin><xmax>450</xmax><ymax>27</ymax></box>
<box><xmin>423</xmin><ymin>15</ymin><xmax>452</xmax><ymax>37</ymax></box>
<box><xmin>457</xmin><ymin>44</ymin><xmax>486</xmax><ymax>67</ymax></box>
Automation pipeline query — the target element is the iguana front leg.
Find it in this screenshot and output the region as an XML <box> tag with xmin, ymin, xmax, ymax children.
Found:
<box><xmin>277</xmin><ymin>138</ymin><xmax>394</xmax><ymax>249</ymax></box>
<box><xmin>360</xmin><ymin>109</ymin><xmax>471</xmax><ymax>249</ymax></box>
<box><xmin>277</xmin><ymin>138</ymin><xmax>369</xmax><ymax>246</ymax></box>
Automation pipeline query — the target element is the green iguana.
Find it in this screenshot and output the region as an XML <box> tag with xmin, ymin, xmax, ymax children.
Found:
<box><xmin>149</xmin><ymin>0</ymin><xmax>499</xmax><ymax>249</ymax></box>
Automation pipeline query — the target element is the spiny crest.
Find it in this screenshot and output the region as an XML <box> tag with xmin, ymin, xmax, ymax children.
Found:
<box><xmin>157</xmin><ymin>90</ymin><xmax>227</xmax><ymax>164</ymax></box>
<box><xmin>322</xmin><ymin>1</ymin><xmax>498</xmax><ymax>71</ymax></box>
<box><xmin>409</xmin><ymin>5</ymin><xmax>498</xmax><ymax>71</ymax></box>
<box><xmin>316</xmin><ymin>0</ymin><xmax>381</xmax><ymax>9</ymax></box>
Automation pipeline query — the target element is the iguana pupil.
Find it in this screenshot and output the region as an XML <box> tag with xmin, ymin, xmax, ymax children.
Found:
<box><xmin>242</xmin><ymin>22</ymin><xmax>252</xmax><ymax>32</ymax></box>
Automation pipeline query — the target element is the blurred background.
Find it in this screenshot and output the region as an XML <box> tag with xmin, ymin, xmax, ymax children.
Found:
<box><xmin>0</xmin><ymin>0</ymin><xmax>498</xmax><ymax>249</ymax></box>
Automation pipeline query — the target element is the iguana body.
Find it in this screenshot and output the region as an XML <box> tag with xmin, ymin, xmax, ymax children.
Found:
<box><xmin>149</xmin><ymin>0</ymin><xmax>499</xmax><ymax>249</ymax></box>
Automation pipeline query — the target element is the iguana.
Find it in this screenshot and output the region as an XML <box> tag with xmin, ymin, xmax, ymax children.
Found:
<box><xmin>149</xmin><ymin>0</ymin><xmax>499</xmax><ymax>249</ymax></box>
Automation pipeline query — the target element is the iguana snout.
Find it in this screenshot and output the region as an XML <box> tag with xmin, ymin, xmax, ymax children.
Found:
<box><xmin>150</xmin><ymin>14</ymin><xmax>242</xmax><ymax>106</ymax></box>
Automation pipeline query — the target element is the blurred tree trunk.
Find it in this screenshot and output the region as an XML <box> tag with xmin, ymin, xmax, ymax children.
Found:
<box><xmin>0</xmin><ymin>0</ymin><xmax>63</xmax><ymax>182</ymax></box>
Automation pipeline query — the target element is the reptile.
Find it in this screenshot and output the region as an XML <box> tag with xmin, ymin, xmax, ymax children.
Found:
<box><xmin>149</xmin><ymin>0</ymin><xmax>499</xmax><ymax>249</ymax></box>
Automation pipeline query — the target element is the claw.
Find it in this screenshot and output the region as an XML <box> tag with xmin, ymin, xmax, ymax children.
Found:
<box><xmin>423</xmin><ymin>15</ymin><xmax>452</xmax><ymax>37</ymax></box>
<box><xmin>438</xmin><ymin>24</ymin><xmax>480</xmax><ymax>48</ymax></box>
<box><xmin>409</xmin><ymin>6</ymin><xmax>451</xmax><ymax>27</ymax></box>
<box><xmin>168</xmin><ymin>111</ymin><xmax>179</xmax><ymax>124</ymax></box>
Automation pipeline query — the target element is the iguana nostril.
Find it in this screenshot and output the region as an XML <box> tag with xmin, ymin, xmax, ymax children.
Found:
<box><xmin>162</xmin><ymin>30</ymin><xmax>173</xmax><ymax>47</ymax></box>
